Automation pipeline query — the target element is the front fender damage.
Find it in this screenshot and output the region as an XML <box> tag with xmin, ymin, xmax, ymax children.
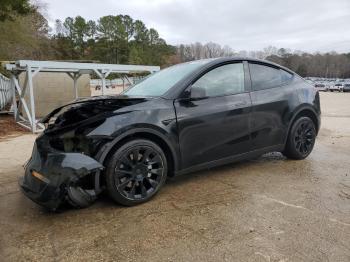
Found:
<box><xmin>20</xmin><ymin>146</ymin><xmax>104</xmax><ymax>210</ymax></box>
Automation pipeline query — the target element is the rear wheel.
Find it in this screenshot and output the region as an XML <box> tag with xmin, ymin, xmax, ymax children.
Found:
<box><xmin>106</xmin><ymin>139</ymin><xmax>167</xmax><ymax>206</ymax></box>
<box><xmin>283</xmin><ymin>117</ymin><xmax>316</xmax><ymax>160</ymax></box>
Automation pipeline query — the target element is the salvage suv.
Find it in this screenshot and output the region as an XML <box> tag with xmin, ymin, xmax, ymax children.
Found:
<box><xmin>20</xmin><ymin>58</ymin><xmax>321</xmax><ymax>210</ymax></box>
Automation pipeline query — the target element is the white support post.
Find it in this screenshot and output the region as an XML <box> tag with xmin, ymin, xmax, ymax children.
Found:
<box><xmin>101</xmin><ymin>75</ymin><xmax>106</xmax><ymax>95</ymax></box>
<box><xmin>10</xmin><ymin>75</ymin><xmax>18</xmax><ymax>121</ymax></box>
<box><xmin>101</xmin><ymin>70</ymin><xmax>111</xmax><ymax>95</ymax></box>
<box><xmin>124</xmin><ymin>75</ymin><xmax>132</xmax><ymax>85</ymax></box>
<box><xmin>73</xmin><ymin>74</ymin><xmax>78</xmax><ymax>99</ymax></box>
<box><xmin>104</xmin><ymin>70</ymin><xmax>111</xmax><ymax>78</ymax></box>
<box><xmin>12</xmin><ymin>75</ymin><xmax>32</xmax><ymax>124</ymax></box>
<box><xmin>94</xmin><ymin>69</ymin><xmax>111</xmax><ymax>95</ymax></box>
<box><xmin>93</xmin><ymin>69</ymin><xmax>106</xmax><ymax>95</ymax></box>
<box><xmin>67</xmin><ymin>72</ymin><xmax>81</xmax><ymax>99</ymax></box>
<box><xmin>27</xmin><ymin>66</ymin><xmax>36</xmax><ymax>133</ymax></box>
<box><xmin>17</xmin><ymin>72</ymin><xmax>28</xmax><ymax>121</ymax></box>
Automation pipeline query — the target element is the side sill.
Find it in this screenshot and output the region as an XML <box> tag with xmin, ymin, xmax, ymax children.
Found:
<box><xmin>175</xmin><ymin>144</ymin><xmax>285</xmax><ymax>176</ymax></box>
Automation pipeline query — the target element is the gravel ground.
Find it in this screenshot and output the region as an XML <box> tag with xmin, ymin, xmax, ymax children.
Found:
<box><xmin>0</xmin><ymin>92</ymin><xmax>349</xmax><ymax>262</ymax></box>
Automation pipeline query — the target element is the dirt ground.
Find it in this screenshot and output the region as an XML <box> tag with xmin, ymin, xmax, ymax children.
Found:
<box><xmin>0</xmin><ymin>115</ymin><xmax>28</xmax><ymax>140</ymax></box>
<box><xmin>0</xmin><ymin>92</ymin><xmax>349</xmax><ymax>262</ymax></box>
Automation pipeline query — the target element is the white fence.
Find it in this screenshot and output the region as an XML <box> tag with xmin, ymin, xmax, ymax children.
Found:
<box><xmin>0</xmin><ymin>73</ymin><xmax>13</xmax><ymax>111</ymax></box>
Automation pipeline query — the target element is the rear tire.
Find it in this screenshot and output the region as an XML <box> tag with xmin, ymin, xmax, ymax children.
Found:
<box><xmin>106</xmin><ymin>139</ymin><xmax>168</xmax><ymax>206</ymax></box>
<box><xmin>283</xmin><ymin>117</ymin><xmax>316</xmax><ymax>160</ymax></box>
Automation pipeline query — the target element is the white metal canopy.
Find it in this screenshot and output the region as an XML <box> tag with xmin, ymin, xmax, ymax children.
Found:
<box><xmin>5</xmin><ymin>60</ymin><xmax>160</xmax><ymax>133</ymax></box>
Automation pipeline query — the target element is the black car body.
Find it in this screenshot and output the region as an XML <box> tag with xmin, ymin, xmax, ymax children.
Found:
<box><xmin>343</xmin><ymin>83</ymin><xmax>350</xmax><ymax>92</ymax></box>
<box><xmin>20</xmin><ymin>58</ymin><xmax>321</xmax><ymax>210</ymax></box>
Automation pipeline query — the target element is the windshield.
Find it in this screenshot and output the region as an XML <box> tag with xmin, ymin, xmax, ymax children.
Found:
<box><xmin>123</xmin><ymin>60</ymin><xmax>212</xmax><ymax>97</ymax></box>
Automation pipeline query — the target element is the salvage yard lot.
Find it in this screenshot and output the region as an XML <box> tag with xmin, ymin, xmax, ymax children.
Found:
<box><xmin>0</xmin><ymin>92</ymin><xmax>349</xmax><ymax>261</ymax></box>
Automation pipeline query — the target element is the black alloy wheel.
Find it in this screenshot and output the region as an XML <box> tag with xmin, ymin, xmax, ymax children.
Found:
<box><xmin>283</xmin><ymin>117</ymin><xmax>316</xmax><ymax>160</ymax></box>
<box><xmin>294</xmin><ymin>121</ymin><xmax>315</xmax><ymax>155</ymax></box>
<box><xmin>106</xmin><ymin>139</ymin><xmax>167</xmax><ymax>206</ymax></box>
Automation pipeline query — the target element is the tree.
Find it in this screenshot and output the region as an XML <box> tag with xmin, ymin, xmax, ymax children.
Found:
<box><xmin>148</xmin><ymin>28</ymin><xmax>160</xmax><ymax>45</ymax></box>
<box><xmin>266</xmin><ymin>50</ymin><xmax>350</xmax><ymax>78</ymax></box>
<box><xmin>0</xmin><ymin>0</ymin><xmax>33</xmax><ymax>21</ymax></box>
<box><xmin>59</xmin><ymin>16</ymin><xmax>96</xmax><ymax>59</ymax></box>
<box><xmin>175</xmin><ymin>42</ymin><xmax>236</xmax><ymax>61</ymax></box>
<box><xmin>97</xmin><ymin>15</ymin><xmax>129</xmax><ymax>63</ymax></box>
<box><xmin>121</xmin><ymin>15</ymin><xmax>134</xmax><ymax>42</ymax></box>
<box><xmin>128</xmin><ymin>46</ymin><xmax>143</xmax><ymax>65</ymax></box>
<box><xmin>54</xmin><ymin>19</ymin><xmax>65</xmax><ymax>35</ymax></box>
<box><xmin>296</xmin><ymin>64</ymin><xmax>308</xmax><ymax>76</ymax></box>
<box><xmin>0</xmin><ymin>7</ymin><xmax>51</xmax><ymax>60</ymax></box>
<box><xmin>133</xmin><ymin>20</ymin><xmax>149</xmax><ymax>43</ymax></box>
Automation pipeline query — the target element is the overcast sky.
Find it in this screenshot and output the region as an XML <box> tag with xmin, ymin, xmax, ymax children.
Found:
<box><xmin>44</xmin><ymin>0</ymin><xmax>350</xmax><ymax>53</ymax></box>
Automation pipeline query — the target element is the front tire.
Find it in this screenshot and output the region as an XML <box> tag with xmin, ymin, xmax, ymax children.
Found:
<box><xmin>283</xmin><ymin>117</ymin><xmax>316</xmax><ymax>160</ymax></box>
<box><xmin>106</xmin><ymin>139</ymin><xmax>168</xmax><ymax>206</ymax></box>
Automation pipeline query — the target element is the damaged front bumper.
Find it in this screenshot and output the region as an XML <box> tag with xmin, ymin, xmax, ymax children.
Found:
<box><xmin>20</xmin><ymin>136</ymin><xmax>104</xmax><ymax>210</ymax></box>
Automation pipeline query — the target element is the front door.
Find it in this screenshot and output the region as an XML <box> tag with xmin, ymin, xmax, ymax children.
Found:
<box><xmin>174</xmin><ymin>62</ymin><xmax>252</xmax><ymax>169</ymax></box>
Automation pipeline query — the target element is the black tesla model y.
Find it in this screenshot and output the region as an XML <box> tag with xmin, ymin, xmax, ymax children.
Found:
<box><xmin>20</xmin><ymin>58</ymin><xmax>321</xmax><ymax>210</ymax></box>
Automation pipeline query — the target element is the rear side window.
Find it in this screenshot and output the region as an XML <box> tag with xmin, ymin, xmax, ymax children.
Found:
<box><xmin>249</xmin><ymin>63</ymin><xmax>293</xmax><ymax>91</ymax></box>
<box><xmin>280</xmin><ymin>69</ymin><xmax>293</xmax><ymax>83</ymax></box>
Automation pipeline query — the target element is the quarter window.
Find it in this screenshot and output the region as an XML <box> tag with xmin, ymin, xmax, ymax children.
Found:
<box><xmin>191</xmin><ymin>63</ymin><xmax>245</xmax><ymax>97</ymax></box>
<box><xmin>280</xmin><ymin>69</ymin><xmax>293</xmax><ymax>83</ymax></box>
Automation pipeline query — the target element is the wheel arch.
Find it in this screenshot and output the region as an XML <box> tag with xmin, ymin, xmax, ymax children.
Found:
<box><xmin>284</xmin><ymin>105</ymin><xmax>320</xmax><ymax>145</ymax></box>
<box><xmin>97</xmin><ymin>127</ymin><xmax>179</xmax><ymax>178</ymax></box>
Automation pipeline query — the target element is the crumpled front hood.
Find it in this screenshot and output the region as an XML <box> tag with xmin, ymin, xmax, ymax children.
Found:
<box><xmin>42</xmin><ymin>95</ymin><xmax>151</xmax><ymax>133</ymax></box>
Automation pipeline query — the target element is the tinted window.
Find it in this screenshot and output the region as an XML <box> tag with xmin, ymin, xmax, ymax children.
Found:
<box><xmin>249</xmin><ymin>63</ymin><xmax>282</xmax><ymax>91</ymax></box>
<box><xmin>281</xmin><ymin>69</ymin><xmax>293</xmax><ymax>83</ymax></box>
<box><xmin>192</xmin><ymin>63</ymin><xmax>245</xmax><ymax>97</ymax></box>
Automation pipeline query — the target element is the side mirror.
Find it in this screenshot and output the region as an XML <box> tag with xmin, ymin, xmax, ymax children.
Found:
<box><xmin>190</xmin><ymin>86</ymin><xmax>206</xmax><ymax>99</ymax></box>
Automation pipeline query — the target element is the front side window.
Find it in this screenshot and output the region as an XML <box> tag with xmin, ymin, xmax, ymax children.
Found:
<box><xmin>191</xmin><ymin>63</ymin><xmax>245</xmax><ymax>97</ymax></box>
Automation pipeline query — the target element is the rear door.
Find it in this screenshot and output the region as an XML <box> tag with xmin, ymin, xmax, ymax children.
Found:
<box><xmin>174</xmin><ymin>62</ymin><xmax>252</xmax><ymax>169</ymax></box>
<box><xmin>248</xmin><ymin>62</ymin><xmax>295</xmax><ymax>150</ymax></box>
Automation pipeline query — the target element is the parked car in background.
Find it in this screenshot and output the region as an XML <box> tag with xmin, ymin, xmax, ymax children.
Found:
<box><xmin>343</xmin><ymin>83</ymin><xmax>350</xmax><ymax>92</ymax></box>
<box><xmin>329</xmin><ymin>83</ymin><xmax>343</xmax><ymax>92</ymax></box>
<box><xmin>314</xmin><ymin>83</ymin><xmax>328</xmax><ymax>92</ymax></box>
<box><xmin>19</xmin><ymin>58</ymin><xmax>321</xmax><ymax>210</ymax></box>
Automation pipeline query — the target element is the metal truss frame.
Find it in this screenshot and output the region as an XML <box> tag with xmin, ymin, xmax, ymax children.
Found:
<box><xmin>5</xmin><ymin>60</ymin><xmax>160</xmax><ymax>133</ymax></box>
